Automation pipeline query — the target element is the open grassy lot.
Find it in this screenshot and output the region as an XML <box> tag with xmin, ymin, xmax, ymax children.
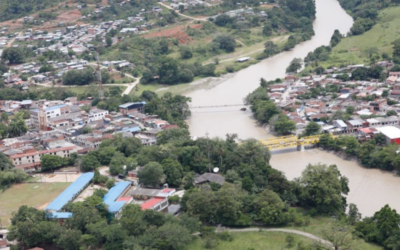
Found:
<box><xmin>286</xmin><ymin>215</ymin><xmax>382</xmax><ymax>250</ymax></box>
<box><xmin>0</xmin><ymin>183</ymin><xmax>70</xmax><ymax>226</ymax></box>
<box><xmin>188</xmin><ymin>231</ymin><xmax>315</xmax><ymax>250</ymax></box>
<box><xmin>321</xmin><ymin>6</ymin><xmax>400</xmax><ymax>67</ymax></box>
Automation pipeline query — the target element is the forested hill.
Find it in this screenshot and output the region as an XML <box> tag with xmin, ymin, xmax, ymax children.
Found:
<box><xmin>0</xmin><ymin>0</ymin><xmax>63</xmax><ymax>22</ymax></box>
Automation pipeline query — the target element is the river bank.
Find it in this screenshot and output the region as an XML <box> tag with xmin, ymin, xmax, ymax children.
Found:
<box><xmin>270</xmin><ymin>148</ymin><xmax>400</xmax><ymax>217</ymax></box>
<box><xmin>186</xmin><ymin>0</ymin><xmax>354</xmax><ymax>139</ymax></box>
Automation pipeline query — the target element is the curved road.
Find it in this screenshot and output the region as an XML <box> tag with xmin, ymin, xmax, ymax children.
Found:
<box><xmin>218</xmin><ymin>227</ymin><xmax>333</xmax><ymax>248</ymax></box>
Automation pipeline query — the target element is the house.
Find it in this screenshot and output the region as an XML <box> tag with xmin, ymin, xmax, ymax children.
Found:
<box><xmin>370</xmin><ymin>99</ymin><xmax>387</xmax><ymax>111</ymax></box>
<box><xmin>346</xmin><ymin>120</ymin><xmax>363</xmax><ymax>132</ymax></box>
<box><xmin>333</xmin><ymin>120</ymin><xmax>348</xmax><ymax>134</ymax></box>
<box><xmin>119</xmin><ymin>102</ymin><xmax>146</xmax><ymax>115</ymax></box>
<box><xmin>376</xmin><ymin>126</ymin><xmax>400</xmax><ymax>145</ymax></box>
<box><xmin>194</xmin><ymin>173</ymin><xmax>225</xmax><ymax>186</ymax></box>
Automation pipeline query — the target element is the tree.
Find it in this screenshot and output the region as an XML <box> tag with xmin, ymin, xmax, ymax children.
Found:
<box><xmin>212</xmin><ymin>35</ymin><xmax>236</xmax><ymax>52</ymax></box>
<box><xmin>185</xmin><ymin>188</ymin><xmax>217</xmax><ymax>224</ymax></box>
<box><xmin>62</xmin><ymin>68</ymin><xmax>95</xmax><ymax>86</ymax></box>
<box><xmin>387</xmin><ymin>110</ymin><xmax>397</xmax><ymax>116</ymax></box>
<box><xmin>381</xmin><ymin>90</ymin><xmax>389</xmax><ymax>98</ymax></box>
<box><xmin>56</xmin><ymin>229</ymin><xmax>82</xmax><ymax>250</ymax></box>
<box><xmin>179</xmin><ymin>46</ymin><xmax>193</xmax><ymax>59</ymax></box>
<box><xmin>286</xmin><ymin>58</ymin><xmax>303</xmax><ymax>73</ymax></box>
<box><xmin>346</xmin><ymin>106</ymin><xmax>354</xmax><ymax>115</ymax></box>
<box><xmin>157</xmin><ymin>128</ymin><xmax>190</xmax><ymax>145</ymax></box>
<box><xmin>344</xmin><ymin>136</ymin><xmax>360</xmax><ymax>156</ymax></box>
<box><xmin>1</xmin><ymin>47</ymin><xmax>24</xmax><ymax>64</ymax></box>
<box><xmin>41</xmin><ymin>155</ymin><xmax>63</xmax><ymax>172</ymax></box>
<box><xmin>374</xmin><ymin>205</ymin><xmax>400</xmax><ymax>243</ymax></box>
<box><xmin>269</xmin><ymin>114</ymin><xmax>296</xmax><ymax>135</ymax></box>
<box><xmin>81</xmin><ymin>126</ymin><xmax>92</xmax><ymax>134</ymax></box>
<box><xmin>152</xmin><ymin>222</ymin><xmax>192</xmax><ymax>249</ymax></box>
<box><xmin>137</xmin><ymin>162</ymin><xmax>165</xmax><ymax>188</ymax></box>
<box><xmin>80</xmin><ymin>154</ymin><xmax>101</xmax><ymax>172</ymax></box>
<box><xmin>106</xmin><ymin>36</ymin><xmax>113</xmax><ymax>47</ymax></box>
<box><xmin>0</xmin><ymin>152</ymin><xmax>14</xmax><ymax>171</ymax></box>
<box><xmin>262</xmin><ymin>23</ymin><xmax>273</xmax><ymax>36</ymax></box>
<box><xmin>8</xmin><ymin>112</ymin><xmax>28</xmax><ymax>137</ymax></box>
<box><xmin>158</xmin><ymin>57</ymin><xmax>179</xmax><ymax>85</ymax></box>
<box><xmin>253</xmin><ymin>189</ymin><xmax>287</xmax><ymax>225</ymax></box>
<box><xmin>303</xmin><ymin>121</ymin><xmax>321</xmax><ymax>136</ymax></box>
<box><xmin>120</xmin><ymin>204</ymin><xmax>147</xmax><ymax>236</ymax></box>
<box><xmin>215</xmin><ymin>14</ymin><xmax>232</xmax><ymax>27</ymax></box>
<box><xmin>162</xmin><ymin>158</ymin><xmax>183</xmax><ymax>187</ymax></box>
<box><xmin>348</xmin><ymin>203</ymin><xmax>361</xmax><ymax>225</ymax></box>
<box><xmin>322</xmin><ymin>223</ymin><xmax>356</xmax><ymax>250</ymax></box>
<box><xmin>109</xmin><ymin>152</ymin><xmax>126</xmax><ymax>175</ymax></box>
<box><xmin>254</xmin><ymin>100</ymin><xmax>281</xmax><ymax>124</ymax></box>
<box><xmin>296</xmin><ymin>163</ymin><xmax>349</xmax><ymax>214</ymax></box>
<box><xmin>393</xmin><ymin>38</ymin><xmax>400</xmax><ymax>64</ymax></box>
<box><xmin>106</xmin><ymin>178</ymin><xmax>115</xmax><ymax>189</ymax></box>
<box><xmin>264</xmin><ymin>41</ymin><xmax>280</xmax><ymax>57</ymax></box>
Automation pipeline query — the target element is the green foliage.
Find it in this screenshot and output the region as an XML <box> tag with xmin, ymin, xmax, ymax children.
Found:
<box><xmin>40</xmin><ymin>155</ymin><xmax>64</xmax><ymax>172</ymax></box>
<box><xmin>81</xmin><ymin>126</ymin><xmax>92</xmax><ymax>134</ymax></box>
<box><xmin>108</xmin><ymin>152</ymin><xmax>126</xmax><ymax>175</ymax></box>
<box><xmin>253</xmin><ymin>189</ymin><xmax>287</xmax><ymax>225</ymax></box>
<box><xmin>294</xmin><ymin>163</ymin><xmax>349</xmax><ymax>214</ymax></box>
<box><xmin>286</xmin><ymin>58</ymin><xmax>303</xmax><ymax>73</ymax></box>
<box><xmin>0</xmin><ymin>0</ymin><xmax>63</xmax><ymax>21</ymax></box>
<box><xmin>80</xmin><ymin>154</ymin><xmax>101</xmax><ymax>172</ymax></box>
<box><xmin>264</xmin><ymin>41</ymin><xmax>280</xmax><ymax>58</ymax></box>
<box><xmin>0</xmin><ymin>151</ymin><xmax>15</xmax><ymax>171</ymax></box>
<box><xmin>212</xmin><ymin>35</ymin><xmax>236</xmax><ymax>53</ymax></box>
<box><xmin>106</xmin><ymin>178</ymin><xmax>115</xmax><ymax>189</ymax></box>
<box><xmin>269</xmin><ymin>114</ymin><xmax>296</xmax><ymax>135</ymax></box>
<box><xmin>137</xmin><ymin>162</ymin><xmax>165</xmax><ymax>188</ymax></box>
<box><xmin>355</xmin><ymin>204</ymin><xmax>400</xmax><ymax>248</ymax></box>
<box><xmin>302</xmin><ymin>121</ymin><xmax>321</xmax><ymax>136</ymax></box>
<box><xmin>62</xmin><ymin>68</ymin><xmax>95</xmax><ymax>86</ymax></box>
<box><xmin>8</xmin><ymin>112</ymin><xmax>28</xmax><ymax>137</ymax></box>
<box><xmin>1</xmin><ymin>47</ymin><xmax>25</xmax><ymax>64</ymax></box>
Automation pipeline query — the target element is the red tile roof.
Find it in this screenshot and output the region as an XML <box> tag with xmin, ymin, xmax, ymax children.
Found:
<box><xmin>141</xmin><ymin>197</ymin><xmax>165</xmax><ymax>210</ymax></box>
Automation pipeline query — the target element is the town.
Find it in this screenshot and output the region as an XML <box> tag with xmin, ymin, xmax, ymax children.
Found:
<box><xmin>2</xmin><ymin>0</ymin><xmax>400</xmax><ymax>249</ymax></box>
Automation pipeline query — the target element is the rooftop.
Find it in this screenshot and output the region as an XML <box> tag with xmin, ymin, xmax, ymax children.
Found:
<box><xmin>103</xmin><ymin>181</ymin><xmax>131</xmax><ymax>213</ymax></box>
<box><xmin>45</xmin><ymin>173</ymin><xmax>94</xmax><ymax>211</ymax></box>
<box><xmin>376</xmin><ymin>126</ymin><xmax>400</xmax><ymax>139</ymax></box>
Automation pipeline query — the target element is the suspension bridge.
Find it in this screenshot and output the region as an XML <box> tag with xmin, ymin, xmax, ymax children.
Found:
<box><xmin>259</xmin><ymin>134</ymin><xmax>338</xmax><ymax>150</ymax></box>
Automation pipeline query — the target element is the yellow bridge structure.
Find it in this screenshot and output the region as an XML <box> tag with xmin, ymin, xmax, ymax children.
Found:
<box><xmin>259</xmin><ymin>134</ymin><xmax>338</xmax><ymax>150</ymax></box>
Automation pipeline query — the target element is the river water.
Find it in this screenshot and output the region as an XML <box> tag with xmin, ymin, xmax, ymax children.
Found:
<box><xmin>187</xmin><ymin>0</ymin><xmax>353</xmax><ymax>139</ymax></box>
<box><xmin>185</xmin><ymin>0</ymin><xmax>400</xmax><ymax>217</ymax></box>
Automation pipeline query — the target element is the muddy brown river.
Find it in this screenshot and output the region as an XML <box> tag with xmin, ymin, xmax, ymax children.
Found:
<box><xmin>186</xmin><ymin>0</ymin><xmax>400</xmax><ymax>217</ymax></box>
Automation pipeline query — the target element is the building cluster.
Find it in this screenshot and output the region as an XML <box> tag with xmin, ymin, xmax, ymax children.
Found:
<box><xmin>0</xmin><ymin>98</ymin><xmax>178</xmax><ymax>172</ymax></box>
<box><xmin>267</xmin><ymin>62</ymin><xmax>400</xmax><ymax>142</ymax></box>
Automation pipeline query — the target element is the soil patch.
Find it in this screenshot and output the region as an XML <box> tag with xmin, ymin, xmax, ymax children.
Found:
<box><xmin>143</xmin><ymin>24</ymin><xmax>202</xmax><ymax>44</ymax></box>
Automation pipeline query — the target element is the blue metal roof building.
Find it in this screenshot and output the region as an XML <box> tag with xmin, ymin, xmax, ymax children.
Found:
<box><xmin>48</xmin><ymin>212</ymin><xmax>73</xmax><ymax>219</ymax></box>
<box><xmin>45</xmin><ymin>104</ymin><xmax>67</xmax><ymax>112</ymax></box>
<box><xmin>45</xmin><ymin>173</ymin><xmax>94</xmax><ymax>212</ymax></box>
<box><xmin>103</xmin><ymin>181</ymin><xmax>131</xmax><ymax>213</ymax></box>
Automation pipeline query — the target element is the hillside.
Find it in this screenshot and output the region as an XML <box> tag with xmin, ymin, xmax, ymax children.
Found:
<box><xmin>311</xmin><ymin>6</ymin><xmax>400</xmax><ymax>68</ymax></box>
<box><xmin>0</xmin><ymin>0</ymin><xmax>64</xmax><ymax>22</ymax></box>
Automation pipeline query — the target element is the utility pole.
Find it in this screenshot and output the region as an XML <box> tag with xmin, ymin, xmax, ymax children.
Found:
<box><xmin>95</xmin><ymin>50</ymin><xmax>104</xmax><ymax>100</ymax></box>
<box><xmin>206</xmin><ymin>132</ymin><xmax>211</xmax><ymax>173</ymax></box>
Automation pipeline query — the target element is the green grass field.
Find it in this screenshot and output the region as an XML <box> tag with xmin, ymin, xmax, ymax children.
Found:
<box><xmin>188</xmin><ymin>231</ymin><xmax>315</xmax><ymax>250</ymax></box>
<box><xmin>0</xmin><ymin>183</ymin><xmax>70</xmax><ymax>226</ymax></box>
<box><xmin>321</xmin><ymin>6</ymin><xmax>400</xmax><ymax>67</ymax></box>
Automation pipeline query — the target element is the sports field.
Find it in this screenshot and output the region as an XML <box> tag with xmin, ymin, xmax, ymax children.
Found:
<box><xmin>0</xmin><ymin>183</ymin><xmax>69</xmax><ymax>226</ymax></box>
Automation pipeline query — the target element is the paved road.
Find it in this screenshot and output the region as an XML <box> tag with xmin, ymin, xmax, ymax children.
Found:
<box><xmin>218</xmin><ymin>227</ymin><xmax>334</xmax><ymax>248</ymax></box>
<box><xmin>158</xmin><ymin>2</ymin><xmax>209</xmax><ymax>21</ymax></box>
